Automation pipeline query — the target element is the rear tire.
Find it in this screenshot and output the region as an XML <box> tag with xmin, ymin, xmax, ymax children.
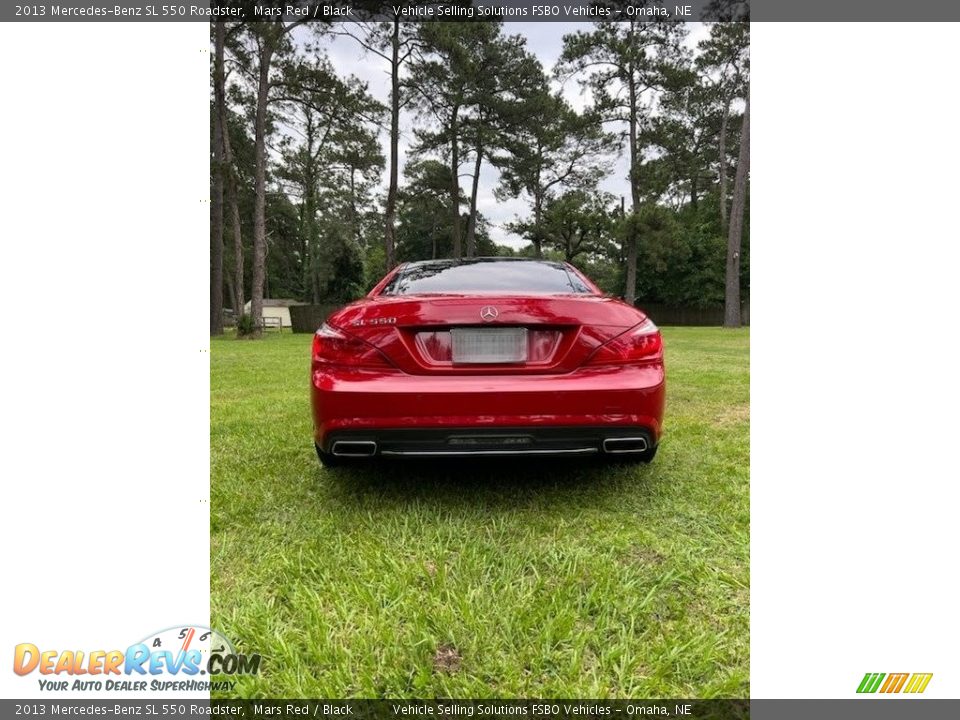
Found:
<box><xmin>637</xmin><ymin>444</ymin><xmax>658</xmax><ymax>463</ymax></box>
<box><xmin>315</xmin><ymin>443</ymin><xmax>344</xmax><ymax>468</ymax></box>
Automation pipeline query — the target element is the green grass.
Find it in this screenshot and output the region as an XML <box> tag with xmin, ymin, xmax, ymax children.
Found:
<box><xmin>211</xmin><ymin>327</ymin><xmax>749</xmax><ymax>698</ymax></box>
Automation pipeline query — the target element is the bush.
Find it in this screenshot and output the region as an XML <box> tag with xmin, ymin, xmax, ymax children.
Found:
<box><xmin>235</xmin><ymin>313</ymin><xmax>256</xmax><ymax>337</ymax></box>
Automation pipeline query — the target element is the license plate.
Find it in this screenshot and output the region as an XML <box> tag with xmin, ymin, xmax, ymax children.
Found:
<box><xmin>451</xmin><ymin>328</ymin><xmax>528</xmax><ymax>364</ymax></box>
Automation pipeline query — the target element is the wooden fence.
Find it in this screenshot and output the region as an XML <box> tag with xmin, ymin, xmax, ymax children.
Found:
<box><xmin>636</xmin><ymin>301</ymin><xmax>750</xmax><ymax>326</ymax></box>
<box><xmin>289</xmin><ymin>304</ymin><xmax>343</xmax><ymax>334</ymax></box>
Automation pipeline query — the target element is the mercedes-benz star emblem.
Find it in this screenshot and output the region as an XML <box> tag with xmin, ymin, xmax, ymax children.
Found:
<box><xmin>479</xmin><ymin>306</ymin><xmax>499</xmax><ymax>322</ymax></box>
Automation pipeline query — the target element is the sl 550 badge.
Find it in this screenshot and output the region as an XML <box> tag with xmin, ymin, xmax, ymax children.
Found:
<box><xmin>352</xmin><ymin>317</ymin><xmax>397</xmax><ymax>327</ymax></box>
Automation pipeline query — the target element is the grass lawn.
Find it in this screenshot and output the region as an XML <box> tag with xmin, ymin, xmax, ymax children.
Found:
<box><xmin>210</xmin><ymin>326</ymin><xmax>749</xmax><ymax>698</ymax></box>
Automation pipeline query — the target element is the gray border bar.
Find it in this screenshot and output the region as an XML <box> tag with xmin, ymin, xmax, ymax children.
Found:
<box><xmin>4</xmin><ymin>1</ymin><xmax>727</xmax><ymax>22</ymax></box>
<box><xmin>3</xmin><ymin>699</ymin><xmax>960</xmax><ymax>719</ymax></box>
<box><xmin>5</xmin><ymin>0</ymin><xmax>960</xmax><ymax>22</ymax></box>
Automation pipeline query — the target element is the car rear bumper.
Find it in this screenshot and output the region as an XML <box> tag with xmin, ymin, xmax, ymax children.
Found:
<box><xmin>322</xmin><ymin>426</ymin><xmax>656</xmax><ymax>458</ymax></box>
<box><xmin>311</xmin><ymin>364</ymin><xmax>665</xmax><ymax>455</ymax></box>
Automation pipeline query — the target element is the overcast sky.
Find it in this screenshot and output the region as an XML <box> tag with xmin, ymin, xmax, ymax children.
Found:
<box><xmin>311</xmin><ymin>22</ymin><xmax>710</xmax><ymax>250</ymax></box>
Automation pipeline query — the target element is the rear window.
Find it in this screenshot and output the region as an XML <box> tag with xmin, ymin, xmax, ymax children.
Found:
<box><xmin>381</xmin><ymin>260</ymin><xmax>592</xmax><ymax>295</ymax></box>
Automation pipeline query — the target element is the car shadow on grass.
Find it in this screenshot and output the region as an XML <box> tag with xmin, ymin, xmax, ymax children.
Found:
<box><xmin>317</xmin><ymin>454</ymin><xmax>661</xmax><ymax>513</ymax></box>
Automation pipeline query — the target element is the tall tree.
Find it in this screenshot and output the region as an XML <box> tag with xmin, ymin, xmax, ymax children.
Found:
<box><xmin>496</xmin><ymin>87</ymin><xmax>611</xmax><ymax>257</ymax></box>
<box><xmin>324</xmin><ymin>122</ymin><xmax>385</xmax><ymax>250</ymax></box>
<box><xmin>223</xmin><ymin>121</ymin><xmax>245</xmax><ymax>315</ymax></box>
<box><xmin>233</xmin><ymin>17</ymin><xmax>310</xmax><ymax>335</ymax></box>
<box><xmin>557</xmin><ymin>17</ymin><xmax>687</xmax><ymax>303</ymax></box>
<box><xmin>314</xmin><ymin>117</ymin><xmax>385</xmax><ymax>299</ymax></box>
<box><xmin>222</xmin><ymin>105</ymin><xmax>253</xmax><ymax>314</ymax></box>
<box><xmin>409</xmin><ymin>22</ymin><xmax>502</xmax><ymax>258</ymax></box>
<box><xmin>219</xmin><ymin>23</ymin><xmax>246</xmax><ymax>316</ymax></box>
<box><xmin>536</xmin><ymin>190</ymin><xmax>616</xmax><ymax>263</ymax></box>
<box><xmin>210</xmin><ymin>22</ymin><xmax>226</xmax><ymax>335</ymax></box>
<box><xmin>645</xmin><ymin>71</ymin><xmax>718</xmax><ymax>211</ymax></box>
<box><xmin>697</xmin><ymin>23</ymin><xmax>749</xmax><ymax>233</ymax></box>
<box><xmin>383</xmin><ymin>17</ymin><xmax>405</xmax><ymax>268</ymax></box>
<box><xmin>395</xmin><ymin>159</ymin><xmax>495</xmax><ymax>262</ymax></box>
<box><xmin>277</xmin><ymin>104</ymin><xmax>323</xmax><ymax>301</ymax></box>
<box><xmin>724</xmin><ymin>93</ymin><xmax>749</xmax><ymax>327</ymax></box>
<box><xmin>396</xmin><ymin>159</ymin><xmax>456</xmax><ymax>261</ymax></box>
<box><xmin>332</xmin><ymin>6</ymin><xmax>422</xmax><ymax>270</ymax></box>
<box><xmin>461</xmin><ymin>32</ymin><xmax>542</xmax><ymax>258</ymax></box>
<box><xmin>250</xmin><ymin>24</ymin><xmax>282</xmax><ymax>334</ymax></box>
<box><xmin>274</xmin><ymin>54</ymin><xmax>383</xmax><ymax>302</ymax></box>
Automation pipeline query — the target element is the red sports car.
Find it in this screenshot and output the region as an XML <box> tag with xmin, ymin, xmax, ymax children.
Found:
<box><xmin>311</xmin><ymin>258</ymin><xmax>665</xmax><ymax>466</ymax></box>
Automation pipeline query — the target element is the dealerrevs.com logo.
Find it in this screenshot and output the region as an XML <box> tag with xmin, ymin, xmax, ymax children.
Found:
<box><xmin>13</xmin><ymin>625</ymin><xmax>260</xmax><ymax>693</ymax></box>
<box><xmin>857</xmin><ymin>672</ymin><xmax>933</xmax><ymax>694</ymax></box>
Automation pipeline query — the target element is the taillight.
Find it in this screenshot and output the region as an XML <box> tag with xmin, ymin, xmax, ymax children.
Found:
<box><xmin>586</xmin><ymin>318</ymin><xmax>663</xmax><ymax>366</ymax></box>
<box><xmin>312</xmin><ymin>323</ymin><xmax>392</xmax><ymax>368</ymax></box>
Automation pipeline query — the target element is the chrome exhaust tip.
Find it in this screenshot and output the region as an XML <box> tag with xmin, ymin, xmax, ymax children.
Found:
<box><xmin>330</xmin><ymin>440</ymin><xmax>378</xmax><ymax>457</ymax></box>
<box><xmin>602</xmin><ymin>437</ymin><xmax>649</xmax><ymax>454</ymax></box>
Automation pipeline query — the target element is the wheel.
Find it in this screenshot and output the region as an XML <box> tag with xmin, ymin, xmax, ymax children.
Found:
<box><xmin>315</xmin><ymin>443</ymin><xmax>344</xmax><ymax>468</ymax></box>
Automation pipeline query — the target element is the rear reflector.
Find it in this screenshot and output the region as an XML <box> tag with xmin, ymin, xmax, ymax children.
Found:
<box><xmin>312</xmin><ymin>323</ymin><xmax>392</xmax><ymax>368</ymax></box>
<box><xmin>586</xmin><ymin>319</ymin><xmax>663</xmax><ymax>366</ymax></box>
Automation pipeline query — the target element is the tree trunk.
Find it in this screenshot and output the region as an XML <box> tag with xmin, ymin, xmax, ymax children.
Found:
<box><xmin>224</xmin><ymin>148</ymin><xmax>244</xmax><ymax>316</ymax></box>
<box><xmin>465</xmin><ymin>141</ymin><xmax>482</xmax><ymax>258</ymax></box>
<box><xmin>532</xmin><ymin>166</ymin><xmax>543</xmax><ymax>258</ymax></box>
<box><xmin>300</xmin><ymin>204</ymin><xmax>310</xmax><ymax>301</ymax></box>
<box><xmin>449</xmin><ymin>106</ymin><xmax>462</xmax><ymax>258</ymax></box>
<box><xmin>719</xmin><ymin>94</ymin><xmax>731</xmax><ymax>235</ymax></box>
<box><xmin>624</xmin><ymin>62</ymin><xmax>640</xmax><ymax>306</ymax></box>
<box><xmin>532</xmin><ymin>195</ymin><xmax>543</xmax><ymax>258</ymax></box>
<box><xmin>218</xmin><ymin>66</ymin><xmax>244</xmax><ymax>316</ymax></box>
<box><xmin>302</xmin><ymin>112</ymin><xmax>316</xmax><ymax>304</ymax></box>
<box><xmin>210</xmin><ymin>149</ymin><xmax>224</xmax><ymax>335</ymax></box>
<box><xmin>724</xmin><ymin>94</ymin><xmax>749</xmax><ymax>328</ymax></box>
<box><xmin>250</xmin><ymin>36</ymin><xmax>274</xmax><ymax>337</ymax></box>
<box><xmin>225</xmin><ymin>274</ymin><xmax>236</xmax><ymax>314</ymax></box>
<box><xmin>383</xmin><ymin>18</ymin><xmax>400</xmax><ymax>270</ymax></box>
<box><xmin>303</xmin><ymin>191</ymin><xmax>315</xmax><ymax>302</ymax></box>
<box><xmin>349</xmin><ymin>167</ymin><xmax>363</xmax><ymax>247</ymax></box>
<box><xmin>210</xmin><ymin>21</ymin><xmax>226</xmax><ymax>336</ymax></box>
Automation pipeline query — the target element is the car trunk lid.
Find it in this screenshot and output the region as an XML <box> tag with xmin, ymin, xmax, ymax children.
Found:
<box><xmin>328</xmin><ymin>295</ymin><xmax>644</xmax><ymax>375</ymax></box>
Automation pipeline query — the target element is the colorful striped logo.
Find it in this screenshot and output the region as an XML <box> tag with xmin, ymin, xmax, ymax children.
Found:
<box><xmin>857</xmin><ymin>672</ymin><xmax>933</xmax><ymax>694</ymax></box>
